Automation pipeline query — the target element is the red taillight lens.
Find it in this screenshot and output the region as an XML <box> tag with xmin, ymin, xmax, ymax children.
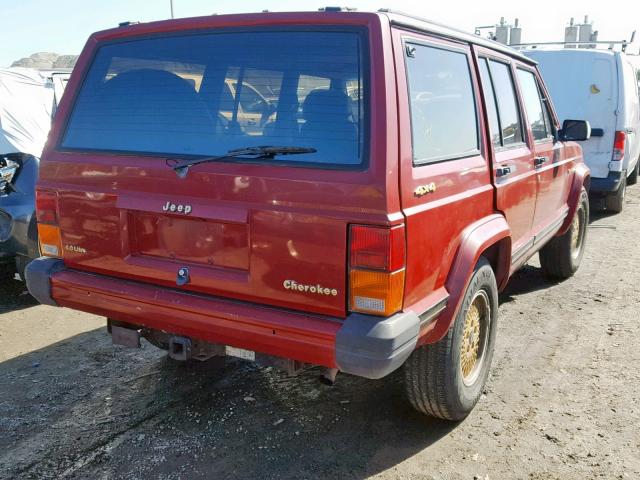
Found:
<box><xmin>613</xmin><ymin>131</ymin><xmax>626</xmax><ymax>161</ymax></box>
<box><xmin>349</xmin><ymin>224</ymin><xmax>406</xmax><ymax>316</ymax></box>
<box><xmin>35</xmin><ymin>188</ymin><xmax>58</xmax><ymax>224</ymax></box>
<box><xmin>350</xmin><ymin>225</ymin><xmax>405</xmax><ymax>271</ymax></box>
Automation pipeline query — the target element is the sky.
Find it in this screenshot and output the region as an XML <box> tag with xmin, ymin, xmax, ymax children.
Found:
<box><xmin>1</xmin><ymin>0</ymin><xmax>639</xmax><ymax>67</ymax></box>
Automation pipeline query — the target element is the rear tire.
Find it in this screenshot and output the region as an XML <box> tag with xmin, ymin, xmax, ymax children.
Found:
<box><xmin>403</xmin><ymin>257</ymin><xmax>498</xmax><ymax>421</ymax></box>
<box><xmin>605</xmin><ymin>175</ymin><xmax>626</xmax><ymax>213</ymax></box>
<box><xmin>539</xmin><ymin>187</ymin><xmax>589</xmax><ymax>279</ymax></box>
<box><xmin>628</xmin><ymin>161</ymin><xmax>639</xmax><ymax>186</ymax></box>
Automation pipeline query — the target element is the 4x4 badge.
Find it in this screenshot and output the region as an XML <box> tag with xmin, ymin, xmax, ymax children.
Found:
<box><xmin>414</xmin><ymin>183</ymin><xmax>437</xmax><ymax>197</ymax></box>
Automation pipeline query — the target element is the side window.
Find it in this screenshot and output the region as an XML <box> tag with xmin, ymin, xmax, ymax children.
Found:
<box><xmin>517</xmin><ymin>69</ymin><xmax>552</xmax><ymax>141</ymax></box>
<box><xmin>488</xmin><ymin>60</ymin><xmax>524</xmax><ymax>146</ymax></box>
<box><xmin>478</xmin><ymin>58</ymin><xmax>502</xmax><ymax>147</ymax></box>
<box><xmin>405</xmin><ymin>42</ymin><xmax>479</xmax><ymax>164</ymax></box>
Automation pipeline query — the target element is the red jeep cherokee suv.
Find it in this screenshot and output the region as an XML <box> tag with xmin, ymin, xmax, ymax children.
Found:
<box><xmin>26</xmin><ymin>10</ymin><xmax>591</xmax><ymax>420</ymax></box>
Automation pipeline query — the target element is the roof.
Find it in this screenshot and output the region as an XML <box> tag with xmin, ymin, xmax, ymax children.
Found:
<box><xmin>379</xmin><ymin>10</ymin><xmax>536</xmax><ymax>64</ymax></box>
<box><xmin>101</xmin><ymin>10</ymin><xmax>536</xmax><ymax>65</ymax></box>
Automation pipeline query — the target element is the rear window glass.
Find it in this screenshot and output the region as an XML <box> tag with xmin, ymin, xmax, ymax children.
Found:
<box><xmin>61</xmin><ymin>30</ymin><xmax>366</xmax><ymax>168</ymax></box>
<box><xmin>405</xmin><ymin>43</ymin><xmax>479</xmax><ymax>164</ymax></box>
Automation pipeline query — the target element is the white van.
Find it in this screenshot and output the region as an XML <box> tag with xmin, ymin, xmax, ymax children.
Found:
<box><xmin>525</xmin><ymin>48</ymin><xmax>640</xmax><ymax>212</ymax></box>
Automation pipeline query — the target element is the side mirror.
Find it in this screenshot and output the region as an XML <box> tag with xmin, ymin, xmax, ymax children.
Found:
<box><xmin>560</xmin><ymin>119</ymin><xmax>591</xmax><ymax>141</ymax></box>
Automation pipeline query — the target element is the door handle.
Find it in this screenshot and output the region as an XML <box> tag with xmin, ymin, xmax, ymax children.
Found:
<box><xmin>496</xmin><ymin>165</ymin><xmax>513</xmax><ymax>177</ymax></box>
<box><xmin>534</xmin><ymin>156</ymin><xmax>549</xmax><ymax>167</ymax></box>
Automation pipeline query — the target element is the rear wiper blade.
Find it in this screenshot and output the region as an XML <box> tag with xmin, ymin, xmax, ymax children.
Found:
<box><xmin>166</xmin><ymin>145</ymin><xmax>317</xmax><ymax>178</ymax></box>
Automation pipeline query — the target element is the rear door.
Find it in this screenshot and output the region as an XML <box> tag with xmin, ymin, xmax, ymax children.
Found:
<box><xmin>394</xmin><ymin>30</ymin><xmax>494</xmax><ymax>307</ymax></box>
<box><xmin>529</xmin><ymin>50</ymin><xmax>617</xmax><ymax>179</ymax></box>
<box><xmin>474</xmin><ymin>48</ymin><xmax>537</xmax><ymax>259</ymax></box>
<box><xmin>621</xmin><ymin>56</ymin><xmax>640</xmax><ymax>168</ymax></box>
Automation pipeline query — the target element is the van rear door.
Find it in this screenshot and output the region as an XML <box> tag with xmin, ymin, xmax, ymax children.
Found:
<box><xmin>528</xmin><ymin>50</ymin><xmax>617</xmax><ymax>179</ymax></box>
<box><xmin>42</xmin><ymin>27</ymin><xmax>382</xmax><ymax>319</ymax></box>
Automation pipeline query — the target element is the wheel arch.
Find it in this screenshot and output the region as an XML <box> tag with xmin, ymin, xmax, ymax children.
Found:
<box><xmin>558</xmin><ymin>164</ymin><xmax>590</xmax><ymax>236</ymax></box>
<box><xmin>419</xmin><ymin>214</ymin><xmax>510</xmax><ymax>345</ymax></box>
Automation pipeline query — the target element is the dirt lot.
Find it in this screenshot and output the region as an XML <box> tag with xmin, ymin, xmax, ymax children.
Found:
<box><xmin>1</xmin><ymin>190</ymin><xmax>639</xmax><ymax>480</ymax></box>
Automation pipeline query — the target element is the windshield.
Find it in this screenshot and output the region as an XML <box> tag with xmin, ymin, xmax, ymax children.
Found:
<box><xmin>61</xmin><ymin>29</ymin><xmax>367</xmax><ymax>167</ymax></box>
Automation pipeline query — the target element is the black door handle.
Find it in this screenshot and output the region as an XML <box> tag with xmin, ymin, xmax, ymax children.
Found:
<box><xmin>534</xmin><ymin>156</ymin><xmax>548</xmax><ymax>167</ymax></box>
<box><xmin>496</xmin><ymin>165</ymin><xmax>513</xmax><ymax>177</ymax></box>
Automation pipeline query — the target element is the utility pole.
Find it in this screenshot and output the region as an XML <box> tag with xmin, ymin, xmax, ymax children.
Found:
<box><xmin>170</xmin><ymin>0</ymin><xmax>174</xmax><ymax>19</ymax></box>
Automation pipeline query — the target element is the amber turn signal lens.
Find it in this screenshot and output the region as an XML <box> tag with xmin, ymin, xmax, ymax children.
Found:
<box><xmin>38</xmin><ymin>223</ymin><xmax>63</xmax><ymax>258</ymax></box>
<box><xmin>349</xmin><ymin>269</ymin><xmax>405</xmax><ymax>317</ymax></box>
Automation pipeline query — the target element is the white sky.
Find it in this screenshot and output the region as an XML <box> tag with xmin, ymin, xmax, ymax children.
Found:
<box><xmin>1</xmin><ymin>0</ymin><xmax>638</xmax><ymax>67</ymax></box>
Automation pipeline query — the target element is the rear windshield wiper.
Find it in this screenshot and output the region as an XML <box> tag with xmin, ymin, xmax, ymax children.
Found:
<box><xmin>166</xmin><ymin>146</ymin><xmax>317</xmax><ymax>178</ymax></box>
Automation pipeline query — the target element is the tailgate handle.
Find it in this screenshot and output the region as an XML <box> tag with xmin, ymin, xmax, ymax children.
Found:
<box><xmin>534</xmin><ymin>156</ymin><xmax>548</xmax><ymax>167</ymax></box>
<box><xmin>496</xmin><ymin>165</ymin><xmax>513</xmax><ymax>178</ymax></box>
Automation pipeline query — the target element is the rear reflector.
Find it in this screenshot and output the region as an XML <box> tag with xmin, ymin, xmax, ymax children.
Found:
<box><xmin>38</xmin><ymin>223</ymin><xmax>62</xmax><ymax>258</ymax></box>
<box><xmin>350</xmin><ymin>225</ymin><xmax>405</xmax><ymax>271</ymax></box>
<box><xmin>349</xmin><ymin>269</ymin><xmax>405</xmax><ymax>316</ymax></box>
<box><xmin>612</xmin><ymin>131</ymin><xmax>626</xmax><ymax>162</ymax></box>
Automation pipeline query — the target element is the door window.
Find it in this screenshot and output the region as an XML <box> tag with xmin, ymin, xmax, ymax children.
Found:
<box><xmin>478</xmin><ymin>58</ymin><xmax>502</xmax><ymax>148</ymax></box>
<box><xmin>517</xmin><ymin>69</ymin><xmax>553</xmax><ymax>141</ymax></box>
<box><xmin>405</xmin><ymin>43</ymin><xmax>479</xmax><ymax>164</ymax></box>
<box><xmin>488</xmin><ymin>60</ymin><xmax>524</xmax><ymax>147</ymax></box>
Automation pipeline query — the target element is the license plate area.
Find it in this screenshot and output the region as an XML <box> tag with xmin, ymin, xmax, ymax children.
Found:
<box><xmin>225</xmin><ymin>346</ymin><xmax>255</xmax><ymax>361</ymax></box>
<box><xmin>128</xmin><ymin>212</ymin><xmax>249</xmax><ymax>270</ymax></box>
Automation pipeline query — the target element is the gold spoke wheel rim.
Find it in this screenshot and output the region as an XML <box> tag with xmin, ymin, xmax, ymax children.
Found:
<box><xmin>570</xmin><ymin>206</ymin><xmax>585</xmax><ymax>260</ymax></box>
<box><xmin>460</xmin><ymin>290</ymin><xmax>490</xmax><ymax>386</ymax></box>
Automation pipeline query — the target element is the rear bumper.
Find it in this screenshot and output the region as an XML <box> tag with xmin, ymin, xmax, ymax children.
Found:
<box><xmin>25</xmin><ymin>258</ymin><xmax>420</xmax><ymax>379</ymax></box>
<box><xmin>590</xmin><ymin>171</ymin><xmax>623</xmax><ymax>193</ymax></box>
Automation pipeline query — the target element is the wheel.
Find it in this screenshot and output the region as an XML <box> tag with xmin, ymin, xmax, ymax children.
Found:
<box><xmin>403</xmin><ymin>257</ymin><xmax>498</xmax><ymax>420</ymax></box>
<box><xmin>539</xmin><ymin>187</ymin><xmax>589</xmax><ymax>279</ymax></box>
<box><xmin>628</xmin><ymin>161</ymin><xmax>639</xmax><ymax>186</ymax></box>
<box><xmin>605</xmin><ymin>175</ymin><xmax>626</xmax><ymax>213</ymax></box>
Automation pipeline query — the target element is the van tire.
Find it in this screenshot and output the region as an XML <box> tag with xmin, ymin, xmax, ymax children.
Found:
<box><xmin>403</xmin><ymin>257</ymin><xmax>498</xmax><ymax>421</ymax></box>
<box><xmin>628</xmin><ymin>161</ymin><xmax>639</xmax><ymax>186</ymax></box>
<box><xmin>605</xmin><ymin>175</ymin><xmax>626</xmax><ymax>213</ymax></box>
<box><xmin>539</xmin><ymin>187</ymin><xmax>589</xmax><ymax>279</ymax></box>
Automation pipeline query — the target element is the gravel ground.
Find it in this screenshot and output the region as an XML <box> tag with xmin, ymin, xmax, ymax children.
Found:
<box><xmin>1</xmin><ymin>189</ymin><xmax>639</xmax><ymax>480</ymax></box>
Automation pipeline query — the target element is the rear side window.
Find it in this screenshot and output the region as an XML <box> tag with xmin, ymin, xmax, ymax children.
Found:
<box><xmin>488</xmin><ymin>60</ymin><xmax>524</xmax><ymax>146</ymax></box>
<box><xmin>61</xmin><ymin>30</ymin><xmax>366</xmax><ymax>168</ymax></box>
<box><xmin>517</xmin><ymin>69</ymin><xmax>552</xmax><ymax>141</ymax></box>
<box><xmin>405</xmin><ymin>43</ymin><xmax>479</xmax><ymax>164</ymax></box>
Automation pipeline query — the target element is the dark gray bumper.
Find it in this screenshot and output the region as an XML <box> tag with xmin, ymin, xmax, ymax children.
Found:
<box><xmin>24</xmin><ymin>257</ymin><xmax>65</xmax><ymax>306</ymax></box>
<box><xmin>590</xmin><ymin>171</ymin><xmax>623</xmax><ymax>193</ymax></box>
<box><xmin>335</xmin><ymin>311</ymin><xmax>420</xmax><ymax>379</ymax></box>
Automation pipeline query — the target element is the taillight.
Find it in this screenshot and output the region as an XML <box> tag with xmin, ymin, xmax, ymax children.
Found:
<box><xmin>612</xmin><ymin>131</ymin><xmax>626</xmax><ymax>162</ymax></box>
<box><xmin>35</xmin><ymin>188</ymin><xmax>62</xmax><ymax>258</ymax></box>
<box><xmin>349</xmin><ymin>224</ymin><xmax>405</xmax><ymax>317</ymax></box>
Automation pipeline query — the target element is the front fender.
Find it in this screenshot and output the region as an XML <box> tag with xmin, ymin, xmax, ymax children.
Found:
<box><xmin>419</xmin><ymin>214</ymin><xmax>511</xmax><ymax>345</ymax></box>
<box><xmin>557</xmin><ymin>163</ymin><xmax>590</xmax><ymax>236</ymax></box>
